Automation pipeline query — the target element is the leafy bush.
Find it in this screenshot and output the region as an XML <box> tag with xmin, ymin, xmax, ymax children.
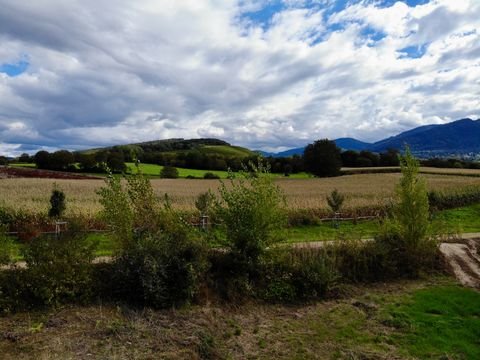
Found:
<box><xmin>21</xmin><ymin>230</ymin><xmax>97</xmax><ymax>307</ymax></box>
<box><xmin>98</xmin><ymin>171</ymin><xmax>207</xmax><ymax>308</ymax></box>
<box><xmin>160</xmin><ymin>166</ymin><xmax>179</xmax><ymax>179</ymax></box>
<box><xmin>216</xmin><ymin>164</ymin><xmax>286</xmax><ymax>278</ymax></box>
<box><xmin>97</xmin><ymin>169</ymin><xmax>160</xmax><ymax>247</ymax></box>
<box><xmin>111</xmin><ymin>208</ymin><xmax>208</xmax><ymax>308</ymax></box>
<box><xmin>203</xmin><ymin>172</ymin><xmax>220</xmax><ymax>179</ymax></box>
<box><xmin>48</xmin><ymin>183</ymin><xmax>66</xmax><ymax>218</ymax></box>
<box><xmin>97</xmin><ymin>174</ymin><xmax>134</xmax><ymax>247</ymax></box>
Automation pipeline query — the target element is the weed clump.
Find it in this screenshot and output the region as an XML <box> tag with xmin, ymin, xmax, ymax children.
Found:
<box><xmin>260</xmin><ymin>247</ymin><xmax>338</xmax><ymax>302</ymax></box>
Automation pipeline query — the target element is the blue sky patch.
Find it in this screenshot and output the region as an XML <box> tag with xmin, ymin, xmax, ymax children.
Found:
<box><xmin>369</xmin><ymin>0</ymin><xmax>431</xmax><ymax>8</ymax></box>
<box><xmin>0</xmin><ymin>59</ymin><xmax>29</xmax><ymax>77</ymax></box>
<box><xmin>398</xmin><ymin>43</ymin><xmax>429</xmax><ymax>59</ymax></box>
<box><xmin>361</xmin><ymin>26</ymin><xmax>387</xmax><ymax>44</ymax></box>
<box><xmin>241</xmin><ymin>1</ymin><xmax>285</xmax><ymax>30</ymax></box>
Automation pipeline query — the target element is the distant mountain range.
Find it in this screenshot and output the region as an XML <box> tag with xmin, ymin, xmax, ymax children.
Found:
<box><xmin>261</xmin><ymin>118</ymin><xmax>480</xmax><ymax>158</ymax></box>
<box><xmin>334</xmin><ymin>138</ymin><xmax>372</xmax><ymax>151</ymax></box>
<box><xmin>81</xmin><ymin>118</ymin><xmax>480</xmax><ymax>160</ymax></box>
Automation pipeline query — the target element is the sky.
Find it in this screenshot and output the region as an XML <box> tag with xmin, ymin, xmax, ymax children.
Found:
<box><xmin>0</xmin><ymin>0</ymin><xmax>479</xmax><ymax>156</ymax></box>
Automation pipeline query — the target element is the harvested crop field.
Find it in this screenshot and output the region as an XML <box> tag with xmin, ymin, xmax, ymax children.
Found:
<box><xmin>1</xmin><ymin>173</ymin><xmax>479</xmax><ymax>216</ymax></box>
<box><xmin>0</xmin><ymin>166</ymin><xmax>100</xmax><ymax>180</ymax></box>
<box><xmin>342</xmin><ymin>166</ymin><xmax>480</xmax><ymax>177</ymax></box>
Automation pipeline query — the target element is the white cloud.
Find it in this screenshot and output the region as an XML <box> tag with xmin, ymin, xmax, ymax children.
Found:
<box><xmin>0</xmin><ymin>0</ymin><xmax>479</xmax><ymax>156</ymax></box>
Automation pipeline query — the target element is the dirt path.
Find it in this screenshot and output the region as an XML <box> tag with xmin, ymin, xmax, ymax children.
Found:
<box><xmin>439</xmin><ymin>238</ymin><xmax>480</xmax><ymax>289</ymax></box>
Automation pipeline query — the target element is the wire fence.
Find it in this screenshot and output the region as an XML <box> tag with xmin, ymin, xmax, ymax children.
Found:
<box><xmin>4</xmin><ymin>213</ymin><xmax>380</xmax><ymax>238</ymax></box>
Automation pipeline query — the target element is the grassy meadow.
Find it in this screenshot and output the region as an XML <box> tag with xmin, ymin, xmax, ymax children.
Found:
<box><xmin>125</xmin><ymin>162</ymin><xmax>312</xmax><ymax>179</ymax></box>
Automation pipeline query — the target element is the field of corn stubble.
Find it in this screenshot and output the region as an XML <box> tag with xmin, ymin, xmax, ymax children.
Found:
<box><xmin>1</xmin><ymin>172</ymin><xmax>479</xmax><ymax>216</ymax></box>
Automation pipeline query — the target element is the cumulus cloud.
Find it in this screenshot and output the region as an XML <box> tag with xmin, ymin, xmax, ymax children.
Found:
<box><xmin>0</xmin><ymin>0</ymin><xmax>479</xmax><ymax>156</ymax></box>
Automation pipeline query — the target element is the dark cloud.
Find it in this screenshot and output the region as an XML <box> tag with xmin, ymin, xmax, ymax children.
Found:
<box><xmin>0</xmin><ymin>0</ymin><xmax>479</xmax><ymax>156</ymax></box>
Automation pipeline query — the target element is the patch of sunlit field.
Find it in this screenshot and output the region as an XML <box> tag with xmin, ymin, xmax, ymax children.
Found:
<box><xmin>0</xmin><ymin>173</ymin><xmax>479</xmax><ymax>215</ymax></box>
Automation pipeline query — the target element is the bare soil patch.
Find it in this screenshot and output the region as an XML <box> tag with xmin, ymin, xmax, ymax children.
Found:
<box><xmin>440</xmin><ymin>238</ymin><xmax>480</xmax><ymax>289</ymax></box>
<box><xmin>0</xmin><ymin>166</ymin><xmax>100</xmax><ymax>180</ymax></box>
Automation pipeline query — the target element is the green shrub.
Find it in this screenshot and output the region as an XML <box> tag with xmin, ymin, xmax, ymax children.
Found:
<box><xmin>374</xmin><ymin>148</ymin><xmax>438</xmax><ymax>278</ymax></box>
<box><xmin>97</xmin><ymin>170</ymin><xmax>159</xmax><ymax>248</ymax></box>
<box><xmin>48</xmin><ymin>184</ymin><xmax>66</xmax><ymax>218</ymax></box>
<box><xmin>0</xmin><ymin>269</ymin><xmax>27</xmax><ymax>313</ymax></box>
<box><xmin>21</xmin><ymin>230</ymin><xmax>97</xmax><ymax>307</ymax></box>
<box><xmin>216</xmin><ymin>164</ymin><xmax>286</xmax><ymax>278</ymax></box>
<box><xmin>160</xmin><ymin>166</ymin><xmax>179</xmax><ymax>179</ymax></box>
<box><xmin>97</xmin><ymin>174</ymin><xmax>134</xmax><ymax>247</ymax></box>
<box><xmin>0</xmin><ymin>224</ymin><xmax>16</xmax><ymax>266</ymax></box>
<box><xmin>98</xmin><ymin>171</ymin><xmax>208</xmax><ymax>308</ymax></box>
<box><xmin>203</xmin><ymin>172</ymin><xmax>220</xmax><ymax>179</ymax></box>
<box><xmin>111</xmin><ymin>209</ymin><xmax>208</xmax><ymax>308</ymax></box>
<box><xmin>326</xmin><ymin>189</ymin><xmax>345</xmax><ymax>213</ymax></box>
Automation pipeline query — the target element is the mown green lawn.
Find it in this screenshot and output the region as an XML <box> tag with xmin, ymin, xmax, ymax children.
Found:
<box><xmin>381</xmin><ymin>285</ymin><xmax>480</xmax><ymax>359</ymax></box>
<box><xmin>126</xmin><ymin>162</ymin><xmax>230</xmax><ymax>178</ymax></box>
<box><xmin>126</xmin><ymin>162</ymin><xmax>311</xmax><ymax>179</ymax></box>
<box><xmin>433</xmin><ymin>203</ymin><xmax>480</xmax><ymax>233</ymax></box>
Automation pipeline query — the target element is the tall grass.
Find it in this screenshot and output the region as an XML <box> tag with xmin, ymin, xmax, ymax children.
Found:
<box><xmin>0</xmin><ymin>173</ymin><xmax>478</xmax><ymax>216</ymax></box>
<box><xmin>428</xmin><ymin>186</ymin><xmax>480</xmax><ymax>211</ymax></box>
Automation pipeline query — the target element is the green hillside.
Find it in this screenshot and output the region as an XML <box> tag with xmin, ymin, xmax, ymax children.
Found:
<box><xmin>198</xmin><ymin>145</ymin><xmax>255</xmax><ymax>157</ymax></box>
<box><xmin>126</xmin><ymin>162</ymin><xmax>230</xmax><ymax>178</ymax></box>
<box><xmin>78</xmin><ymin>138</ymin><xmax>254</xmax><ymax>158</ymax></box>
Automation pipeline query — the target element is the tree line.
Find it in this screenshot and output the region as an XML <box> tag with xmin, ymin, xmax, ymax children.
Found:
<box><xmin>5</xmin><ymin>139</ymin><xmax>479</xmax><ymax>177</ymax></box>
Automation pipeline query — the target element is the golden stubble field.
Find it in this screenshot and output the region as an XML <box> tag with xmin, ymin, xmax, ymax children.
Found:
<box><xmin>1</xmin><ymin>173</ymin><xmax>479</xmax><ymax>216</ymax></box>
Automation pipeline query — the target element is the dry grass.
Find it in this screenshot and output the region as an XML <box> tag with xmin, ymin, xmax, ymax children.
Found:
<box><xmin>420</xmin><ymin>167</ymin><xmax>480</xmax><ymax>176</ymax></box>
<box><xmin>0</xmin><ymin>277</ymin><xmax>465</xmax><ymax>359</ymax></box>
<box><xmin>342</xmin><ymin>166</ymin><xmax>480</xmax><ymax>176</ymax></box>
<box><xmin>0</xmin><ymin>173</ymin><xmax>479</xmax><ymax>215</ymax></box>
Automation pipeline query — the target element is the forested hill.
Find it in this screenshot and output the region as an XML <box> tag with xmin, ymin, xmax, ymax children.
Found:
<box><xmin>370</xmin><ymin>118</ymin><xmax>480</xmax><ymax>156</ymax></box>
<box><xmin>83</xmin><ymin>138</ymin><xmax>228</xmax><ymax>154</ymax></box>
<box><xmin>75</xmin><ymin>138</ymin><xmax>256</xmax><ymax>172</ymax></box>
